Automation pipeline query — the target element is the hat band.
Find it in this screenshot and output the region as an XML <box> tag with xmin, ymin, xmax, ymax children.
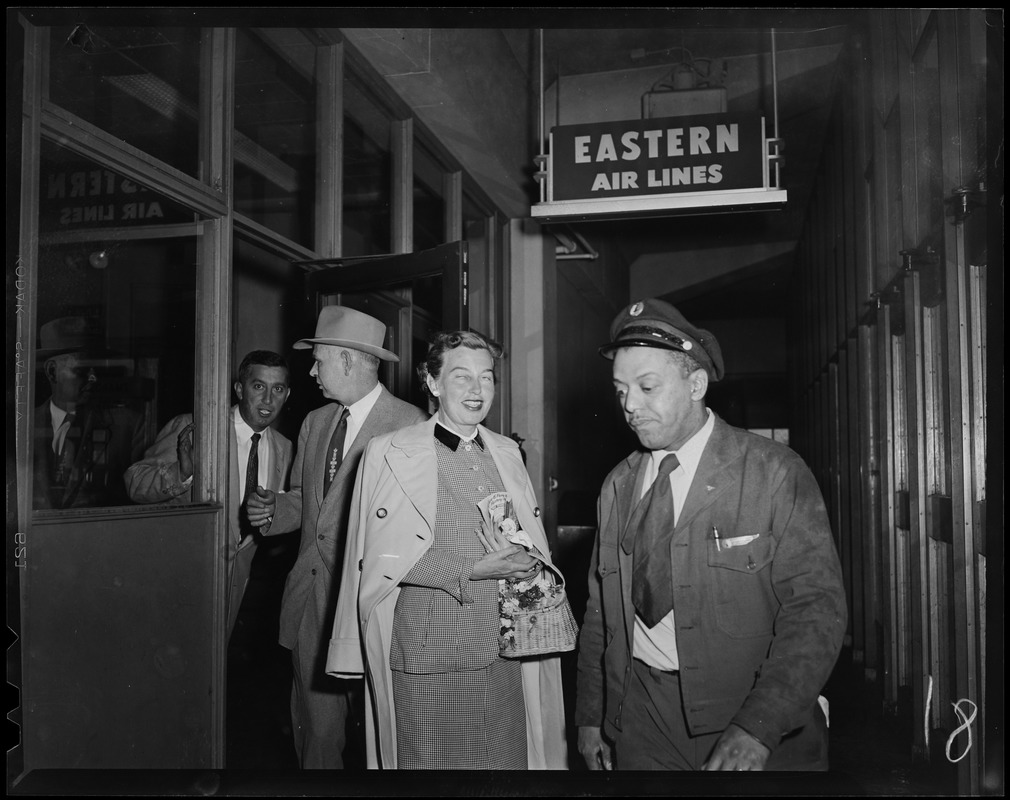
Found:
<box><xmin>615</xmin><ymin>325</ymin><xmax>687</xmax><ymax>349</ymax></box>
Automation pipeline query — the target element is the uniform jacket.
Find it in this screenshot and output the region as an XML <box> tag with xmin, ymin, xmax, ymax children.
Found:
<box><xmin>326</xmin><ymin>416</ymin><xmax>569</xmax><ymax>770</ymax></box>
<box><xmin>269</xmin><ymin>386</ymin><xmax>427</xmax><ymax>656</ymax></box>
<box><xmin>575</xmin><ymin>413</ymin><xmax>846</xmax><ymax>753</ymax></box>
<box><xmin>34</xmin><ymin>400</ymin><xmax>146</xmax><ymax>510</ymax></box>
<box><xmin>123</xmin><ymin>408</ymin><xmax>293</xmax><ymax>637</ymax></box>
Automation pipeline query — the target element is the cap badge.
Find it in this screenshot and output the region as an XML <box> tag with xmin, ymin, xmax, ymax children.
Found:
<box><xmin>629</xmin><ymin>302</ymin><xmax>644</xmax><ymax>317</ymax></box>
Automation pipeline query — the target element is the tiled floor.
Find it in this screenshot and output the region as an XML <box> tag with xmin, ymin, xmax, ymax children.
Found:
<box><xmin>226</xmin><ymin>535</ymin><xmax>959</xmax><ymax>795</ymax></box>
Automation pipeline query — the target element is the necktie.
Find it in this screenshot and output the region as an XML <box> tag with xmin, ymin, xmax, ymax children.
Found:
<box><xmin>323</xmin><ymin>407</ymin><xmax>349</xmax><ymax>496</ymax></box>
<box><xmin>53</xmin><ymin>412</ymin><xmax>75</xmax><ymax>453</ymax></box>
<box><xmin>632</xmin><ymin>453</ymin><xmax>681</xmax><ymax>628</ymax></box>
<box><xmin>241</xmin><ymin>432</ymin><xmax>261</xmax><ymax>541</ymax></box>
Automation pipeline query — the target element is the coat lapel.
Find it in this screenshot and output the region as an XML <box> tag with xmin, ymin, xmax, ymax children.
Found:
<box><xmin>617</xmin><ymin>452</ymin><xmax>650</xmax><ymax>555</ymax></box>
<box><xmin>483</xmin><ymin>429</ymin><xmax>551</xmax><ymax>557</ymax></box>
<box><xmin>384</xmin><ymin>416</ymin><xmax>439</xmax><ymax>537</ymax></box>
<box><xmin>674</xmin><ymin>415</ymin><xmax>741</xmax><ymax>532</ymax></box>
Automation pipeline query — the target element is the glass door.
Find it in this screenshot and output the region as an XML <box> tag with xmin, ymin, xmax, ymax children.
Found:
<box><xmin>302</xmin><ymin>241</ymin><xmax>469</xmax><ymax>411</ymax></box>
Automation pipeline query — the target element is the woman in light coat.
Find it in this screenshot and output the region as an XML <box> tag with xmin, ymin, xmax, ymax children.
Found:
<box><xmin>327</xmin><ymin>331</ymin><xmax>568</xmax><ymax>769</ymax></box>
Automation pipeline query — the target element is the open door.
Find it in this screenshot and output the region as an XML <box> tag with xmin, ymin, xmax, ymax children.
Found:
<box><xmin>298</xmin><ymin>241</ymin><xmax>469</xmax><ymax>410</ymax></box>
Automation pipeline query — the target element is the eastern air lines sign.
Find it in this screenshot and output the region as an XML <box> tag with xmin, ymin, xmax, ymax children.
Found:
<box><xmin>551</xmin><ymin>111</ymin><xmax>765</xmax><ymax>202</ymax></box>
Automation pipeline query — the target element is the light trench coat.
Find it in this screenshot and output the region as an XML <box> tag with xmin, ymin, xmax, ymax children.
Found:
<box><xmin>326</xmin><ymin>416</ymin><xmax>569</xmax><ymax>769</ymax></box>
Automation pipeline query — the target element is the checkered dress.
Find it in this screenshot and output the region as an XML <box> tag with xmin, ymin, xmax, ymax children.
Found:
<box><xmin>390</xmin><ymin>433</ymin><xmax>527</xmax><ymax>769</ymax></box>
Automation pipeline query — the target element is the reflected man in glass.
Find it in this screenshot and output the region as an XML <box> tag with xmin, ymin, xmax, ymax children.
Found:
<box><xmin>33</xmin><ymin>316</ymin><xmax>146</xmax><ymax>510</ymax></box>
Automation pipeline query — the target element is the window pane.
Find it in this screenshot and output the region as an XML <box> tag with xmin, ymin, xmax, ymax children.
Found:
<box><xmin>49</xmin><ymin>25</ymin><xmax>202</xmax><ymax>178</ymax></box>
<box><xmin>34</xmin><ymin>140</ymin><xmax>200</xmax><ymax>511</ymax></box>
<box><xmin>343</xmin><ymin>73</ymin><xmax>391</xmax><ymax>256</ymax></box>
<box><xmin>233</xmin><ymin>28</ymin><xmax>317</xmax><ymax>247</ymax></box>
<box><xmin>413</xmin><ymin>141</ymin><xmax>445</xmax><ymax>252</ymax></box>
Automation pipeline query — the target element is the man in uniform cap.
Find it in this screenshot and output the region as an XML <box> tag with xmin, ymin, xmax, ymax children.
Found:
<box><xmin>247</xmin><ymin>305</ymin><xmax>427</xmax><ymax>769</ymax></box>
<box><xmin>575</xmin><ymin>298</ymin><xmax>846</xmax><ymax>771</ymax></box>
<box><xmin>33</xmin><ymin>316</ymin><xmax>146</xmax><ymax>509</ymax></box>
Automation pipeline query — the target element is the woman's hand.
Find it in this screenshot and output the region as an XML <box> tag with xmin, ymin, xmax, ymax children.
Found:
<box><xmin>470</xmin><ymin>544</ymin><xmax>540</xmax><ymax>581</ymax></box>
<box><xmin>475</xmin><ymin>517</ymin><xmax>515</xmax><ymax>553</ymax></box>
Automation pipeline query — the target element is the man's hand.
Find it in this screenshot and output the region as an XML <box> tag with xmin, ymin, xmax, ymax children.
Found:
<box><xmin>469</xmin><ymin>544</ymin><xmax>539</xmax><ymax>581</ymax></box>
<box><xmin>702</xmin><ymin>723</ymin><xmax>770</xmax><ymax>771</ymax></box>
<box><xmin>577</xmin><ymin>726</ymin><xmax>613</xmax><ymax>770</ymax></box>
<box><xmin>177</xmin><ymin>422</ymin><xmax>195</xmax><ymax>481</ymax></box>
<box><xmin>246</xmin><ymin>485</ymin><xmax>276</xmax><ymax>532</ymax></box>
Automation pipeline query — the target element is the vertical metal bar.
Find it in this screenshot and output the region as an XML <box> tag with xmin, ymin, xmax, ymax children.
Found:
<box><xmin>198</xmin><ymin>27</ymin><xmax>234</xmax><ymax>769</ymax></box>
<box><xmin>878</xmin><ymin>302</ymin><xmax>899</xmax><ymax>707</ymax></box>
<box><xmin>391</xmin><ymin>117</ymin><xmax>413</xmax><ymax>254</ymax></box>
<box><xmin>443</xmin><ymin>170</ymin><xmax>462</xmax><ymax>243</ymax></box>
<box><xmin>316</xmin><ymin>43</ymin><xmax>343</xmax><ymax>258</ymax></box>
<box><xmin>770</xmin><ymin>28</ymin><xmax>781</xmax><ymax>187</ymax></box>
<box><xmin>538</xmin><ymin>28</ymin><xmax>545</xmax><ymax>205</ymax></box>
<box><xmin>904</xmin><ymin>270</ymin><xmax>931</xmax><ymax>759</ymax></box>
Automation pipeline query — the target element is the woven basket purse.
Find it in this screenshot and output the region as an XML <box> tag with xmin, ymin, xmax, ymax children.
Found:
<box><xmin>498</xmin><ymin>558</ymin><xmax>579</xmax><ymax>659</ymax></box>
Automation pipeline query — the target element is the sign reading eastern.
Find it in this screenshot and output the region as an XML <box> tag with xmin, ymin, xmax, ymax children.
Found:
<box><xmin>550</xmin><ymin>112</ymin><xmax>766</xmax><ymax>202</ymax></box>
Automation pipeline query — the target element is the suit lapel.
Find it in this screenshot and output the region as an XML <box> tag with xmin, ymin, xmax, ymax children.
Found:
<box><xmin>227</xmin><ymin>408</ymin><xmax>241</xmax><ymax>543</ymax></box>
<box><xmin>313</xmin><ymin>403</ymin><xmax>342</xmax><ymax>510</ymax></box>
<box><xmin>617</xmin><ymin>452</ymin><xmax>650</xmax><ymax>555</ymax></box>
<box><xmin>674</xmin><ymin>416</ymin><xmax>740</xmax><ymax>532</ymax></box>
<box><xmin>268</xmin><ymin>433</ymin><xmax>288</xmax><ymax>491</ymax></box>
<box><xmin>317</xmin><ymin>386</ymin><xmax>394</xmax><ymax>519</ymax></box>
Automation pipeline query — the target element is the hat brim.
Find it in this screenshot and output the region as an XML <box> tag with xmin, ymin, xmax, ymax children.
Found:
<box><xmin>293</xmin><ymin>337</ymin><xmax>400</xmax><ymax>362</ymax></box>
<box><xmin>599</xmin><ymin>337</ymin><xmax>693</xmax><ymax>360</ymax></box>
<box><xmin>37</xmin><ymin>345</ymin><xmax>122</xmax><ymax>361</ymax></box>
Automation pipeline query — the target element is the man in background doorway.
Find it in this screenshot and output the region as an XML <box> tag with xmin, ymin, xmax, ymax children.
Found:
<box><xmin>124</xmin><ymin>349</ymin><xmax>294</xmax><ymax>639</ymax></box>
<box><xmin>247</xmin><ymin>305</ymin><xmax>427</xmax><ymax>769</ymax></box>
<box><xmin>33</xmin><ymin>315</ymin><xmax>146</xmax><ymax>511</ymax></box>
<box><xmin>576</xmin><ymin>298</ymin><xmax>846</xmax><ymax>771</ymax></box>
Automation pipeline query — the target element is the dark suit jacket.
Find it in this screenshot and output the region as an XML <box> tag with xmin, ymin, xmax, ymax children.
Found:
<box><xmin>33</xmin><ymin>400</ymin><xmax>146</xmax><ymax>510</ymax></box>
<box><xmin>269</xmin><ymin>385</ymin><xmax>427</xmax><ymax>660</ymax></box>
<box><xmin>575</xmin><ymin>413</ymin><xmax>847</xmax><ymax>755</ymax></box>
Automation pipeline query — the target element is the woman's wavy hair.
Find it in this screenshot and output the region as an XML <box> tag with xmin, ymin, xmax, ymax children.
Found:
<box><xmin>417</xmin><ymin>330</ymin><xmax>504</xmax><ymax>405</ymax></box>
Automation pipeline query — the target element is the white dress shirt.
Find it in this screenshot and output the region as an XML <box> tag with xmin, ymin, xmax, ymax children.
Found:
<box><xmin>233</xmin><ymin>405</ymin><xmax>274</xmax><ymax>489</ymax></box>
<box><xmin>342</xmin><ymin>382</ymin><xmax>382</xmax><ymax>456</ymax></box>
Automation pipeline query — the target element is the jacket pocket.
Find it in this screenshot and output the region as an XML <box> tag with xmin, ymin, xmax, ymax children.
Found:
<box><xmin>707</xmin><ymin>531</ymin><xmax>776</xmax><ymax>638</ymax></box>
<box><xmin>598</xmin><ymin>542</ymin><xmax>619</xmax><ymax>579</ymax></box>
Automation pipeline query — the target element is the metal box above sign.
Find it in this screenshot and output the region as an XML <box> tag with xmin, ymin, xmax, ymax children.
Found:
<box><xmin>532</xmin><ymin>111</ymin><xmax>786</xmax><ymax>222</ymax></box>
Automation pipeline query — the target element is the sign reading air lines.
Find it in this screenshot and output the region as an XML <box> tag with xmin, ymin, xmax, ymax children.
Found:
<box><xmin>532</xmin><ymin>110</ymin><xmax>785</xmax><ymax>220</ymax></box>
<box><xmin>553</xmin><ymin>112</ymin><xmax>763</xmax><ymax>200</ymax></box>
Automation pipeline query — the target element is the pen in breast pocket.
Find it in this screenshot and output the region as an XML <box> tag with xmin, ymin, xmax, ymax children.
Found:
<box><xmin>712</xmin><ymin>525</ymin><xmax>721</xmax><ymax>552</ymax></box>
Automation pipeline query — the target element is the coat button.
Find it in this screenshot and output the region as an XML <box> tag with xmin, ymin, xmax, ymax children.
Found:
<box><xmin>534</xmin><ymin>507</ymin><xmax>540</xmax><ymax>517</ymax></box>
<box><xmin>377</xmin><ymin>508</ymin><xmax>387</xmax><ymax>518</ymax></box>
<box><xmin>358</xmin><ymin>559</ymin><xmax>363</xmax><ymax>571</ymax></box>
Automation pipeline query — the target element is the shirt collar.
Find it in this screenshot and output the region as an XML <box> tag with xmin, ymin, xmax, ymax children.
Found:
<box><xmin>232</xmin><ymin>404</ymin><xmax>270</xmax><ymax>445</ymax></box>
<box><xmin>434</xmin><ymin>421</ymin><xmax>485</xmax><ymax>452</ymax></box>
<box><xmin>650</xmin><ymin>408</ymin><xmax>714</xmax><ymax>475</ymax></box>
<box><xmin>50</xmin><ymin>400</ymin><xmax>69</xmax><ymax>431</ymax></box>
<box><xmin>344</xmin><ymin>382</ymin><xmax>382</xmax><ymax>427</ymax></box>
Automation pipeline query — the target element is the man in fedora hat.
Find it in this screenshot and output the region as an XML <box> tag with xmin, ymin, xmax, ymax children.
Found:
<box><xmin>33</xmin><ymin>316</ymin><xmax>146</xmax><ymax>510</ymax></box>
<box><xmin>124</xmin><ymin>349</ymin><xmax>294</xmax><ymax>640</ymax></box>
<box><xmin>575</xmin><ymin>298</ymin><xmax>846</xmax><ymax>772</ymax></box>
<box><xmin>247</xmin><ymin>305</ymin><xmax>427</xmax><ymax>769</ymax></box>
